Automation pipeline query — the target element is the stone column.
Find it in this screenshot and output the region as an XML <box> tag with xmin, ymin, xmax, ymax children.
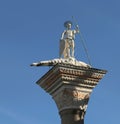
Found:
<box><xmin>36</xmin><ymin>63</ymin><xmax>107</xmax><ymax>124</ymax></box>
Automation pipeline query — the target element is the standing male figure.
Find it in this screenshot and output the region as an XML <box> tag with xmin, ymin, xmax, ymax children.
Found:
<box><xmin>60</xmin><ymin>21</ymin><xmax>79</xmax><ymax>59</ymax></box>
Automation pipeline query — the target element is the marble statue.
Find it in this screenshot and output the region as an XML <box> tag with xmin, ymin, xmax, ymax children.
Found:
<box><xmin>31</xmin><ymin>20</ymin><xmax>91</xmax><ymax>68</ymax></box>
<box><xmin>60</xmin><ymin>21</ymin><xmax>79</xmax><ymax>59</ymax></box>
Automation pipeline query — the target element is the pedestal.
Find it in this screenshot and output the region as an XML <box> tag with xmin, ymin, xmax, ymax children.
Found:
<box><xmin>36</xmin><ymin>63</ymin><xmax>107</xmax><ymax>124</ymax></box>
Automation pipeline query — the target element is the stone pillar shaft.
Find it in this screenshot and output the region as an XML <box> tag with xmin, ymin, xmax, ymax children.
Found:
<box><xmin>36</xmin><ymin>64</ymin><xmax>107</xmax><ymax>124</ymax></box>
<box><xmin>60</xmin><ymin>109</ymin><xmax>84</xmax><ymax>124</ymax></box>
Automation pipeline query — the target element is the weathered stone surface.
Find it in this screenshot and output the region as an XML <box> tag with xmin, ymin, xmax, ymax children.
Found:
<box><xmin>31</xmin><ymin>58</ymin><xmax>91</xmax><ymax>67</ymax></box>
<box><xmin>36</xmin><ymin>63</ymin><xmax>107</xmax><ymax>124</ymax></box>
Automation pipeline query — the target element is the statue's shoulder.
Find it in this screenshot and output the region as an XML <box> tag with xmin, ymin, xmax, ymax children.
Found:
<box><xmin>62</xmin><ymin>30</ymin><xmax>67</xmax><ymax>34</ymax></box>
<box><xmin>72</xmin><ymin>29</ymin><xmax>78</xmax><ymax>34</ymax></box>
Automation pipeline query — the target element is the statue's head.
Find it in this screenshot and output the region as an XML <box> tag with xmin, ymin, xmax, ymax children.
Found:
<box><xmin>64</xmin><ymin>21</ymin><xmax>72</xmax><ymax>29</ymax></box>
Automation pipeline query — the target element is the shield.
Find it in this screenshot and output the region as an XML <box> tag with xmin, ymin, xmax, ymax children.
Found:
<box><xmin>59</xmin><ymin>39</ymin><xmax>66</xmax><ymax>58</ymax></box>
<box><xmin>59</xmin><ymin>39</ymin><xmax>69</xmax><ymax>58</ymax></box>
<box><xmin>59</xmin><ymin>39</ymin><xmax>65</xmax><ymax>58</ymax></box>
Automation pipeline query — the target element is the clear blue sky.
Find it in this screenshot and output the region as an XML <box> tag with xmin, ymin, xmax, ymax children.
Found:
<box><xmin>0</xmin><ymin>0</ymin><xmax>119</xmax><ymax>124</ymax></box>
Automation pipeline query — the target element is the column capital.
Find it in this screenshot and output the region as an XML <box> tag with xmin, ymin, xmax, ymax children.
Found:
<box><xmin>36</xmin><ymin>63</ymin><xmax>107</xmax><ymax>123</ymax></box>
<box><xmin>37</xmin><ymin>63</ymin><xmax>107</xmax><ymax>94</ymax></box>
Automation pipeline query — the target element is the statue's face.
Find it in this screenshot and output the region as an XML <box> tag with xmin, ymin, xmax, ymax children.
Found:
<box><xmin>67</xmin><ymin>23</ymin><xmax>71</xmax><ymax>29</ymax></box>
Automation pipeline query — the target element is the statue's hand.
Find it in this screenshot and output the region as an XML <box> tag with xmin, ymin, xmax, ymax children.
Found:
<box><xmin>76</xmin><ymin>25</ymin><xmax>79</xmax><ymax>29</ymax></box>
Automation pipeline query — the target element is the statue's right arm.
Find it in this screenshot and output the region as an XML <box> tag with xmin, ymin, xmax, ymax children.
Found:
<box><xmin>61</xmin><ymin>30</ymin><xmax>65</xmax><ymax>40</ymax></box>
<box><xmin>76</xmin><ymin>25</ymin><xmax>79</xmax><ymax>33</ymax></box>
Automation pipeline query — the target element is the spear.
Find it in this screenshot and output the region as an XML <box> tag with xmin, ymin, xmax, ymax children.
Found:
<box><xmin>72</xmin><ymin>16</ymin><xmax>92</xmax><ymax>66</ymax></box>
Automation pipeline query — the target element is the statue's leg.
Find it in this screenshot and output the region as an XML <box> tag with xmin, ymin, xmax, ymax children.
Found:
<box><xmin>71</xmin><ymin>40</ymin><xmax>75</xmax><ymax>57</ymax></box>
<box><xmin>67</xmin><ymin>47</ymin><xmax>70</xmax><ymax>58</ymax></box>
<box><xmin>66</xmin><ymin>40</ymin><xmax>70</xmax><ymax>58</ymax></box>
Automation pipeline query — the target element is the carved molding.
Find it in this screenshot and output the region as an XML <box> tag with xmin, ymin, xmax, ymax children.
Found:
<box><xmin>37</xmin><ymin>64</ymin><xmax>106</xmax><ymax>93</ymax></box>
<box><xmin>53</xmin><ymin>88</ymin><xmax>90</xmax><ymax>113</ymax></box>
<box><xmin>59</xmin><ymin>67</ymin><xmax>105</xmax><ymax>79</ymax></box>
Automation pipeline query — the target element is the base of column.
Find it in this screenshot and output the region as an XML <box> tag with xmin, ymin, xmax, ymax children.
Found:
<box><xmin>59</xmin><ymin>109</ymin><xmax>84</xmax><ymax>124</ymax></box>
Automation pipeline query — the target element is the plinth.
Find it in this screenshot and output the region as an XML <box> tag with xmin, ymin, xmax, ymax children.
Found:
<box><xmin>36</xmin><ymin>63</ymin><xmax>107</xmax><ymax>124</ymax></box>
